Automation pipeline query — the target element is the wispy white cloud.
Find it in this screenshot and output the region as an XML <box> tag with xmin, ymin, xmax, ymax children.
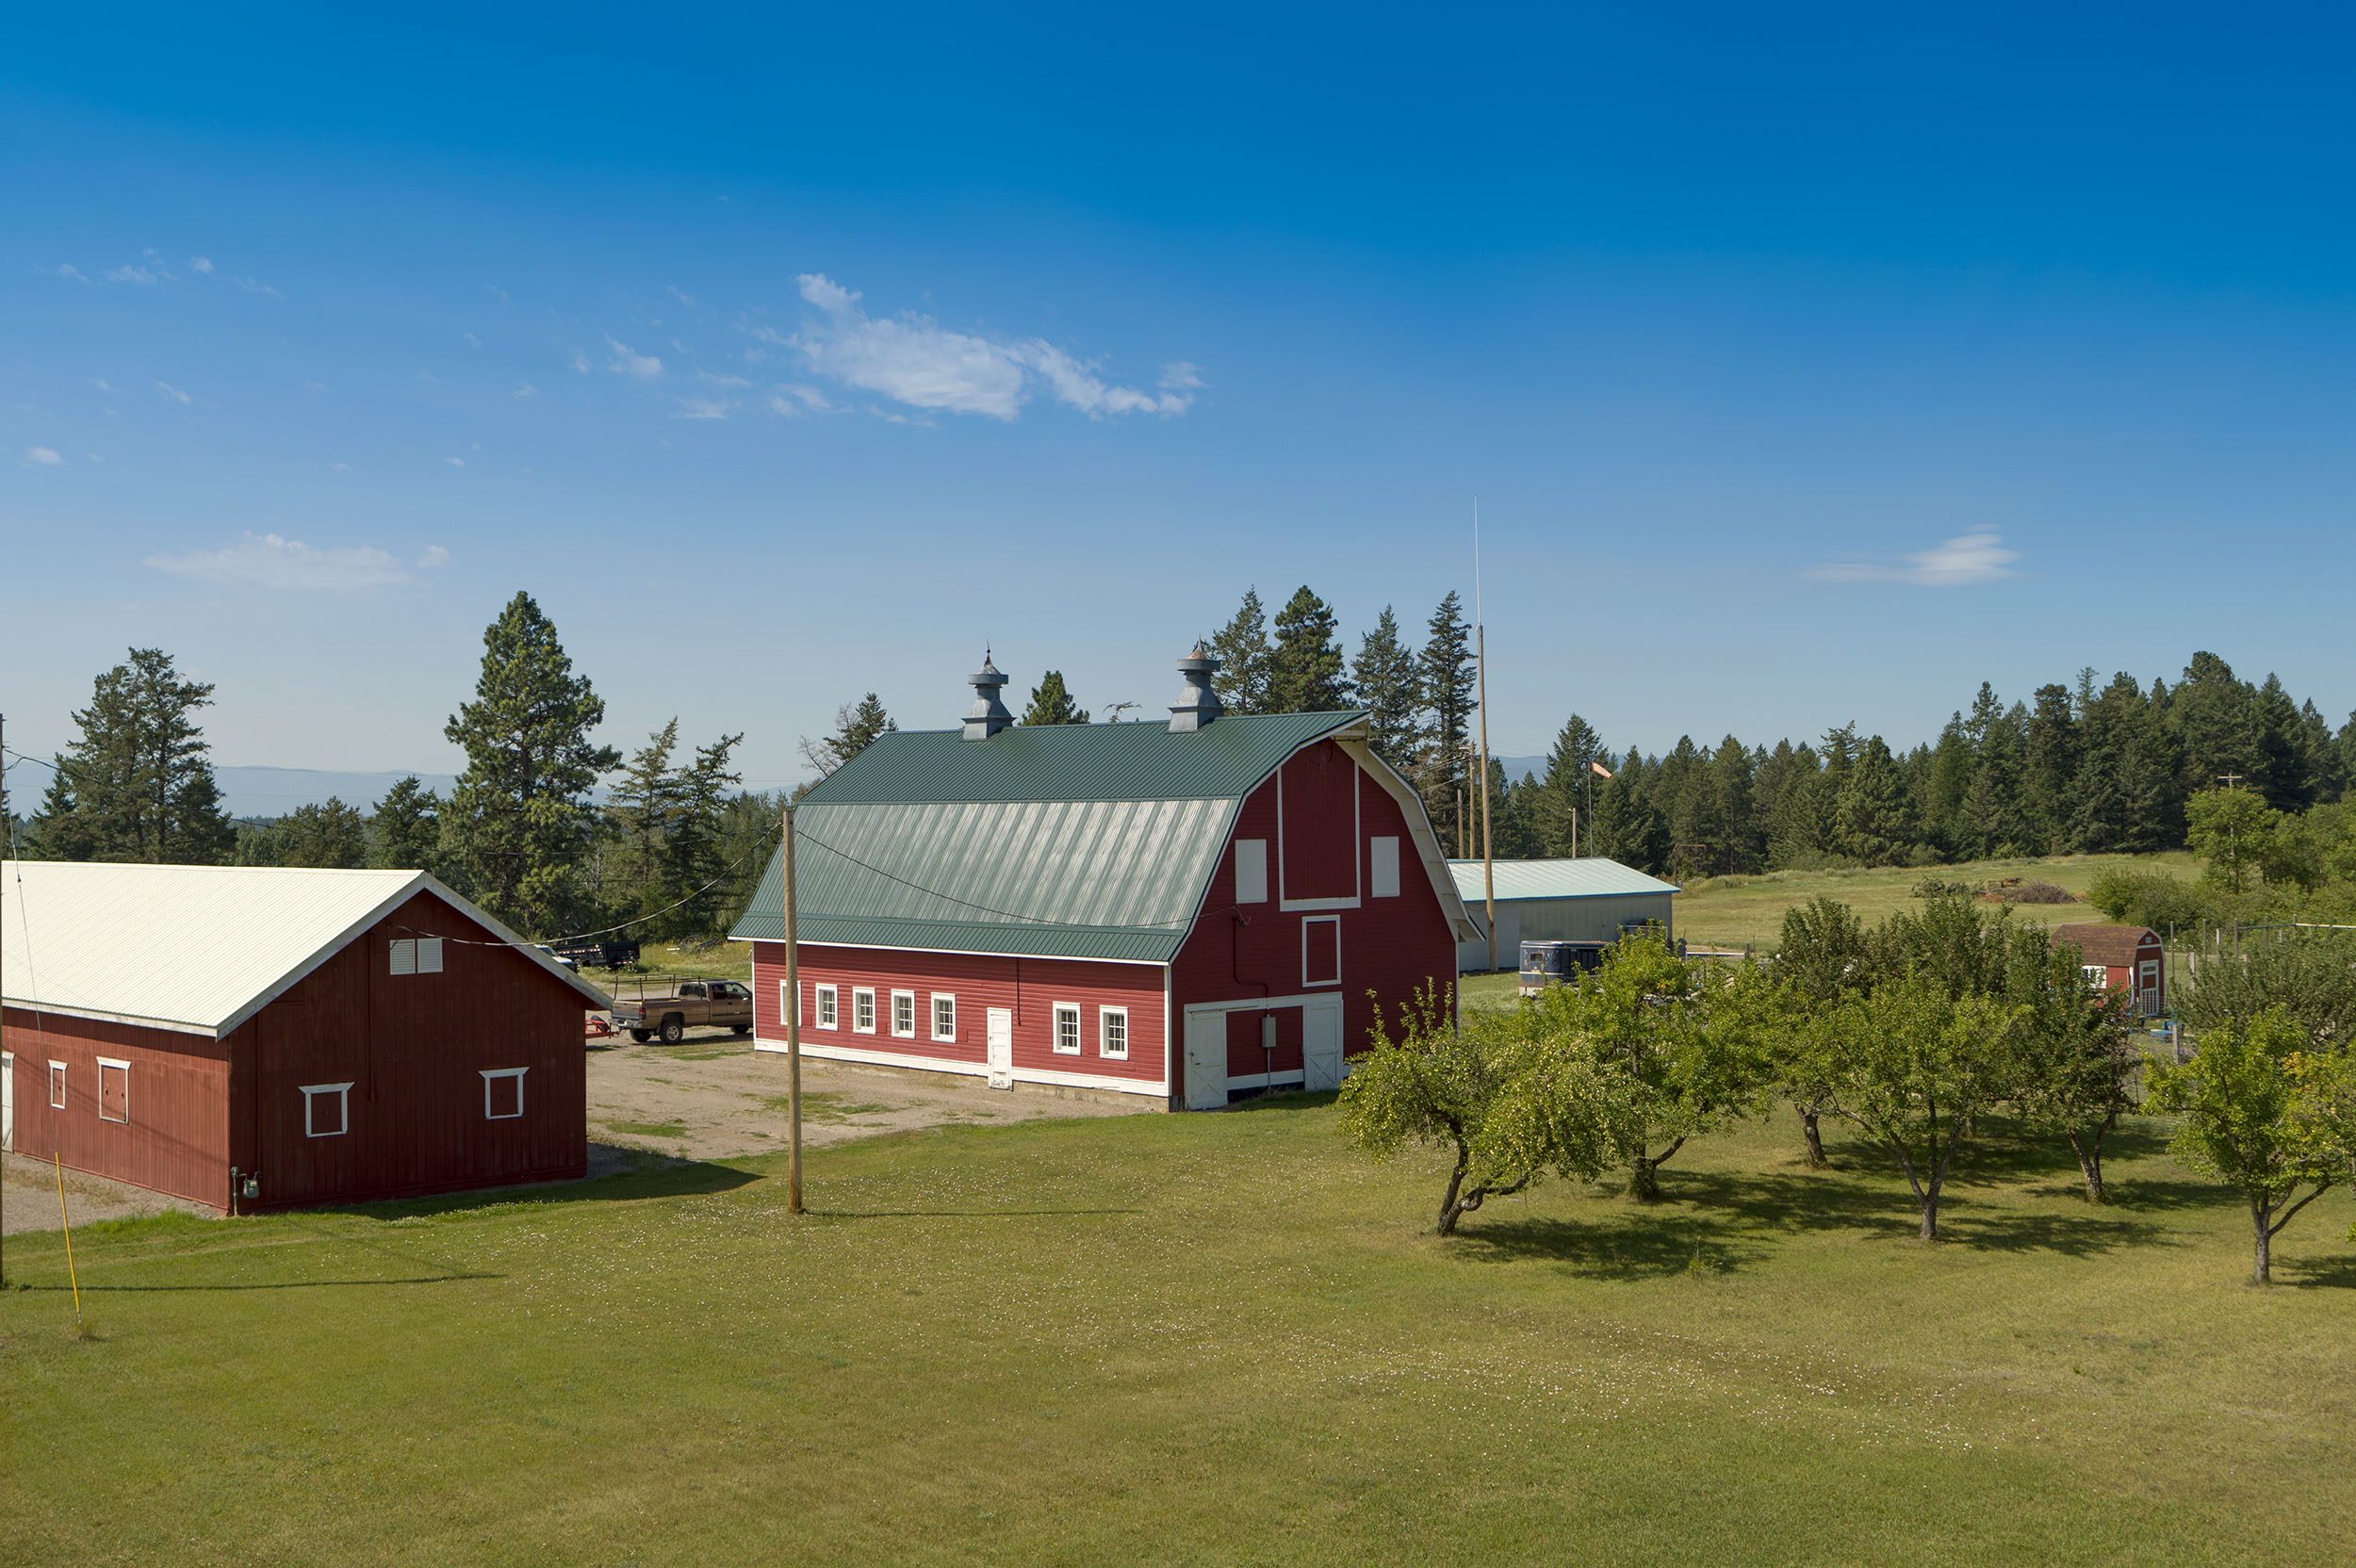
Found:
<box><xmin>570</xmin><ymin>350</ymin><xmax>591</xmax><ymax>374</ymax></box>
<box><xmin>106</xmin><ymin>263</ymin><xmax>167</xmax><ymax>286</ymax></box>
<box><xmin>329</xmin><ymin>462</ymin><xmax>352</xmax><ymax>472</ymax></box>
<box><xmin>515</xmin><ymin>381</ymin><xmax>538</xmax><ymax>400</ymax></box>
<box><xmin>22</xmin><ymin>446</ymin><xmax>63</xmax><ymax>466</ymax></box>
<box><xmin>696</xmin><ymin>370</ymin><xmax>751</xmax><ymax>387</ymax></box>
<box><xmin>89</xmin><ymin>377</ymin><xmax>117</xmax><ymax>393</ymax></box>
<box><xmin>53</xmin><ymin>263</ymin><xmax>90</xmax><ymax>284</ymax></box>
<box><xmin>444</xmin><ymin>456</ymin><xmax>466</xmax><ymax>466</ymax></box>
<box><xmin>156</xmin><ymin>382</ymin><xmax>193</xmax><ymax>404</ymax></box>
<box><xmin>674</xmin><ymin>396</ymin><xmax>734</xmax><ymax>420</ymax></box>
<box><xmin>484</xmin><ymin>282</ymin><xmax>509</xmax><ymax>302</ymax></box>
<box><xmin>304</xmin><ymin>381</ymin><xmax>330</xmax><ymax>395</ymax></box>
<box><xmin>463</xmin><ymin>332</ymin><xmax>482</xmax><ymax>349</ymax></box>
<box><xmin>1804</xmin><ymin>531</ymin><xmax>2023</xmax><ymax>587</ymax></box>
<box><xmin>418</xmin><ymin>545</ymin><xmax>451</xmax><ymax>568</ymax></box>
<box><xmin>145</xmin><ymin>532</ymin><xmax>417</xmax><ymax>591</ymax></box>
<box><xmin>667</xmin><ymin>285</ymin><xmax>696</xmax><ymax>305</ymax></box>
<box><xmin>189</xmin><ymin>255</ymin><xmax>214</xmax><ymax>273</ymax></box>
<box><xmin>783</xmin><ymin>273</ymin><xmax>1195</xmax><ymax>421</ymax></box>
<box><xmin>233</xmin><ymin>276</ymin><xmax>280</xmax><ymax>297</ymax></box>
<box><xmin>604</xmin><ymin>335</ymin><xmax>663</xmax><ymax>379</ymax></box>
<box><xmin>766</xmin><ymin>384</ymin><xmax>832</xmax><ymax>416</ymax></box>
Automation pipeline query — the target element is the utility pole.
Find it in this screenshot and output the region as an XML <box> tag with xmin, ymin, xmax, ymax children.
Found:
<box><xmin>781</xmin><ymin>800</ymin><xmax>803</xmax><ymax>1216</ymax></box>
<box><xmin>1478</xmin><ymin>627</ymin><xmax>1496</xmax><ymax>973</ymax></box>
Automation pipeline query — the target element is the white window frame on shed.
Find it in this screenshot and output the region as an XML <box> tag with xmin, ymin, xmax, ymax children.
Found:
<box><xmin>95</xmin><ymin>1057</ymin><xmax>131</xmax><ymax>1124</ymax></box>
<box><xmin>481</xmin><ymin>1067</ymin><xmax>528</xmax><ymax>1120</ymax></box>
<box><xmin>1369</xmin><ymin>836</ymin><xmax>1401</xmax><ymax>899</ymax></box>
<box><xmin>852</xmin><ymin>987</ymin><xmax>877</xmax><ymax>1035</ymax></box>
<box><xmin>1099</xmin><ymin>1005</ymin><xmax>1129</xmax><ymax>1060</ymax></box>
<box><xmin>2082</xmin><ymin>964</ymin><xmax>2109</xmax><ymax>989</ymax></box>
<box><xmin>815</xmin><ymin>983</ymin><xmax>838</xmax><ymax>1030</ymax></box>
<box><xmin>932</xmin><ymin>992</ymin><xmax>957</xmax><ymax>1042</ymax></box>
<box><xmin>891</xmin><ymin>988</ymin><xmax>917</xmax><ymax>1038</ymax></box>
<box><xmin>1053</xmin><ymin>1003</ymin><xmax>1083</xmax><ymax>1054</ymax></box>
<box><xmin>302</xmin><ymin>1082</ymin><xmax>353</xmax><ymax>1138</ymax></box>
<box><xmin>49</xmin><ymin>1060</ymin><xmax>67</xmax><ymax>1109</ymax></box>
<box><xmin>390</xmin><ymin>937</ymin><xmax>445</xmax><ymax>976</ymax></box>
<box><xmin>1301</xmin><ymin>915</ymin><xmax>1343</xmax><ymax>988</ymax></box>
<box><xmin>1234</xmin><ymin>839</ymin><xmax>1268</xmax><ymax>904</ymax></box>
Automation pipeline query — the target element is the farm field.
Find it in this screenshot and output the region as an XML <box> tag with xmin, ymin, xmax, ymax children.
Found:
<box><xmin>5</xmin><ymin>1095</ymin><xmax>2353</xmax><ymax>1566</ymax></box>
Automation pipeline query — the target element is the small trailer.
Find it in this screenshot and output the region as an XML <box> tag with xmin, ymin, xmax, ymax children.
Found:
<box><xmin>1519</xmin><ymin>939</ymin><xmax>1612</xmax><ymax>995</ymax></box>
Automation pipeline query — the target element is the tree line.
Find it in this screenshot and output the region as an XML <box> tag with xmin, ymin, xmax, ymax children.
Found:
<box><xmin>1338</xmin><ymin>884</ymin><xmax>2356</xmax><ymax>1283</ymax></box>
<box><xmin>11</xmin><ymin>594</ymin><xmax>772</xmax><ymax>943</ymax></box>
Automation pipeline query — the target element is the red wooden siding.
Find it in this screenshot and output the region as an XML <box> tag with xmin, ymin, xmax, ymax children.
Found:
<box><xmin>1226</xmin><ymin>1004</ymin><xmax>1303</xmax><ymax>1078</ymax></box>
<box><xmin>1279</xmin><ymin>743</ymin><xmax>1359</xmax><ymax>903</ymax></box>
<box><xmin>1171</xmin><ymin>740</ymin><xmax>1457</xmax><ymax>1096</ymax></box>
<box><xmin>4</xmin><ymin>1008</ymin><xmax>231</xmax><ymax>1208</ymax></box>
<box><xmin>749</xmin><ymin>942</ymin><xmax>1168</xmax><ymax>1089</ymax></box>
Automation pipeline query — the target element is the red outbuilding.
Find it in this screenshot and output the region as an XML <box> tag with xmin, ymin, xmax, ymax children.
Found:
<box><xmin>2</xmin><ymin>862</ymin><xmax>610</xmax><ymax>1212</ymax></box>
<box><xmin>730</xmin><ymin>647</ymin><xmax>1479</xmax><ymax>1108</ymax></box>
<box><xmin>2053</xmin><ymin>923</ymin><xmax>2167</xmax><ymax>1017</ymax></box>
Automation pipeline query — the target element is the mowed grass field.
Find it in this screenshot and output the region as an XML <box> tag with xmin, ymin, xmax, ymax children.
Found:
<box><xmin>5</xmin><ymin>1097</ymin><xmax>2354</xmax><ymax>1566</ymax></box>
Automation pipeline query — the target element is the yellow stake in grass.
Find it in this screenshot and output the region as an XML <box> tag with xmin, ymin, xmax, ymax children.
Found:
<box><xmin>55</xmin><ymin>1152</ymin><xmax>83</xmax><ymax>1324</ymax></box>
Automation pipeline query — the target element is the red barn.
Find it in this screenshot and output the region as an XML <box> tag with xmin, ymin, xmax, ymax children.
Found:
<box><xmin>731</xmin><ymin>647</ymin><xmax>1477</xmax><ymax>1108</ymax></box>
<box><xmin>2053</xmin><ymin>923</ymin><xmax>2166</xmax><ymax>1017</ymax></box>
<box><xmin>2</xmin><ymin>862</ymin><xmax>610</xmax><ymax>1212</ymax></box>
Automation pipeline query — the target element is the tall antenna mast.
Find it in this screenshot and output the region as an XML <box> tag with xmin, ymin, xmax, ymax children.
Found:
<box><xmin>1475</xmin><ymin>500</ymin><xmax>1497</xmax><ymax>974</ymax></box>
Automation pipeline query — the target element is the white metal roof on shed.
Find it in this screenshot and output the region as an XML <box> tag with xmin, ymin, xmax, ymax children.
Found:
<box><xmin>1446</xmin><ymin>858</ymin><xmax>1680</xmax><ymax>903</ymax></box>
<box><xmin>1</xmin><ymin>861</ymin><xmax>609</xmax><ymax>1037</ymax></box>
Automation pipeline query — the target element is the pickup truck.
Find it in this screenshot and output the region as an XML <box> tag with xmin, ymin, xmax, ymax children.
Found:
<box><xmin>610</xmin><ymin>980</ymin><xmax>755</xmax><ymax>1043</ymax></box>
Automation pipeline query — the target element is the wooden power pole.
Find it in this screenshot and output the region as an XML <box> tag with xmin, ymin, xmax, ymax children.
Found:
<box><xmin>781</xmin><ymin>800</ymin><xmax>803</xmax><ymax>1215</ymax></box>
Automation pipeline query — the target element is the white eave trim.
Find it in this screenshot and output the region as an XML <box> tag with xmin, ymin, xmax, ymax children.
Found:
<box><xmin>1333</xmin><ymin>736</ymin><xmax>1480</xmax><ymax>941</ymax></box>
<box><xmin>749</xmin><ymin>938</ymin><xmax>1173</xmax><ymax>968</ymax></box>
<box><xmin>751</xmin><ymin>1032</ymin><xmax>1168</xmax><ymax>1097</ymax></box>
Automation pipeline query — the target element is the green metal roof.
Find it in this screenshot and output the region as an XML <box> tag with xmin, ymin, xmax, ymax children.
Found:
<box><xmin>732</xmin><ymin>713</ymin><xmax>1367</xmax><ymax>963</ymax></box>
<box><xmin>1447</xmin><ymin>858</ymin><xmax>1681</xmax><ymax>903</ymax></box>
<box><xmin>801</xmin><ymin>712</ymin><xmax>1364</xmax><ymax>804</ymax></box>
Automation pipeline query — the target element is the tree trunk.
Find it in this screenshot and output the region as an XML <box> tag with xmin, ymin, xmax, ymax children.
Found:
<box><xmin>1437</xmin><ymin>1157</ymin><xmax>1470</xmax><ymax>1236</ymax></box>
<box><xmin>1800</xmin><ymin>1106</ymin><xmax>1828</xmax><ymax>1168</ymax></box>
<box><xmin>2251</xmin><ymin>1195</ymin><xmax>2272</xmax><ymax>1285</ymax></box>
<box><xmin>1628</xmin><ymin>1136</ymin><xmax>1685</xmax><ymax>1201</ymax></box>
<box><xmin>2067</xmin><ymin>1129</ymin><xmax>2105</xmax><ymax>1204</ymax></box>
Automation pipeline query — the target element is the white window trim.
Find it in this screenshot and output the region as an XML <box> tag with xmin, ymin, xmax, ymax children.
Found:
<box><xmin>390</xmin><ymin>938</ymin><xmax>416</xmax><ymax>975</ymax></box>
<box><xmin>1052</xmin><ymin>1002</ymin><xmax>1084</xmax><ymax>1055</ymax></box>
<box><xmin>815</xmin><ymin>983</ymin><xmax>838</xmax><ymax>1030</ymax></box>
<box><xmin>1235</xmin><ymin>838</ymin><xmax>1268</xmax><ymax>905</ymax></box>
<box><xmin>1099</xmin><ymin>1005</ymin><xmax>1129</xmax><ymax>1060</ymax></box>
<box><xmin>481</xmin><ymin>1067</ymin><xmax>528</xmax><ymax>1120</ymax></box>
<box><xmin>2082</xmin><ymin>964</ymin><xmax>2109</xmax><ymax>989</ymax></box>
<box><xmin>931</xmin><ymin>992</ymin><xmax>957</xmax><ymax>1043</ymax></box>
<box><xmin>891</xmin><ymin>988</ymin><xmax>917</xmax><ymax>1039</ymax></box>
<box><xmin>302</xmin><ymin>1082</ymin><xmax>353</xmax><ymax>1138</ymax></box>
<box><xmin>852</xmin><ymin>987</ymin><xmax>877</xmax><ymax>1035</ymax></box>
<box><xmin>95</xmin><ymin>1056</ymin><xmax>131</xmax><ymax>1123</ymax></box>
<box><xmin>48</xmin><ymin>1060</ymin><xmax>67</xmax><ymax>1109</ymax></box>
<box><xmin>417</xmin><ymin>937</ymin><xmax>444</xmax><ymax>973</ymax></box>
<box><xmin>390</xmin><ymin>937</ymin><xmax>445</xmax><ymax>975</ymax></box>
<box><xmin>1302</xmin><ymin>914</ymin><xmax>1343</xmax><ymax>988</ymax></box>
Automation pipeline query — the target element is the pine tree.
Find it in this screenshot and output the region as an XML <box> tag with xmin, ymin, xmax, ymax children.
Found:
<box><xmin>1533</xmin><ymin>713</ymin><xmax>1606</xmax><ymax>857</ymax></box>
<box><xmin>663</xmin><ymin>732</ymin><xmax>744</xmax><ymax>935</ymax></box>
<box><xmin>1835</xmin><ymin>736</ymin><xmax>1917</xmax><ymax>865</ymax></box>
<box><xmin>608</xmin><ymin>718</ymin><xmax>685</xmax><ymax>912</ymax></box>
<box><xmin>1588</xmin><ymin>747</ymin><xmax>1668</xmax><ymax>873</ymax></box>
<box><xmin>1350</xmin><ymin>606</ymin><xmax>1421</xmax><ymax>769</ymax></box>
<box><xmin>1923</xmin><ymin>714</ymin><xmax>1973</xmax><ymax>854</ymax></box>
<box><xmin>1415</xmin><ymin>592</ymin><xmax>1477</xmax><ymax>851</ymax></box>
<box><xmin>2170</xmin><ymin>651</ymin><xmax>2259</xmax><ymax>798</ymax></box>
<box><xmin>273</xmin><ymin>797</ymin><xmax>368</xmax><ymax>868</ymax></box>
<box><xmin>801</xmin><ymin>694</ymin><xmax>897</xmax><ymax>776</ymax></box>
<box><xmin>1708</xmin><ymin>735</ymin><xmax>1759</xmax><ymax>873</ymax></box>
<box><xmin>2252</xmin><ymin>674</ymin><xmax>2317</xmax><ymax>812</ymax></box>
<box><xmin>1022</xmin><ymin>671</ymin><xmax>1089</xmax><ymax>726</ymax></box>
<box><xmin>33</xmin><ymin>647</ymin><xmax>235</xmax><ymax>863</ymax></box>
<box><xmin>439</xmin><ymin>592</ymin><xmax>620</xmax><ymax>935</ymax></box>
<box><xmin>1268</xmin><ymin>586</ymin><xmax>1350</xmax><ymax>712</ymax></box>
<box><xmin>2022</xmin><ymin>683</ymin><xmax>2081</xmax><ymax>853</ymax></box>
<box><xmin>368</xmin><ymin>777</ymin><xmax>442</xmax><ymax>872</ymax></box>
<box><xmin>1962</xmin><ymin>710</ymin><xmax>2029</xmax><ymax>858</ymax></box>
<box><xmin>1209</xmin><ymin>589</ymin><xmax>1274</xmax><ymax>715</ymax></box>
<box><xmin>1767</xmin><ymin>744</ymin><xmax>1826</xmax><ymax>867</ymax></box>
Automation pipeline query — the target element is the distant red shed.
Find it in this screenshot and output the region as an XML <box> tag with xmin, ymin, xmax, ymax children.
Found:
<box><xmin>2</xmin><ymin>862</ymin><xmax>610</xmax><ymax>1213</ymax></box>
<box><xmin>730</xmin><ymin>647</ymin><xmax>1478</xmax><ymax>1109</ymax></box>
<box><xmin>2053</xmin><ymin>923</ymin><xmax>2165</xmax><ymax>1017</ymax></box>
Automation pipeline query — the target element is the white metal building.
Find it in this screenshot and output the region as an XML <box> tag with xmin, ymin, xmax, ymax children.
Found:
<box><xmin>1448</xmin><ymin>858</ymin><xmax>1680</xmax><ymax>972</ymax></box>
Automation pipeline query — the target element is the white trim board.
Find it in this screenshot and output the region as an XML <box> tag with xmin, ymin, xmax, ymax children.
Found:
<box><xmin>768</xmin><ymin>939</ymin><xmax>1169</xmax><ymax>969</ymax></box>
<box><xmin>752</xmin><ymin>1034</ymin><xmax>1168</xmax><ymax>1098</ymax></box>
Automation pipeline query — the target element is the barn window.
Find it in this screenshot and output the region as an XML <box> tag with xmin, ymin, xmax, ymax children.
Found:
<box><xmin>1100</xmin><ymin>1006</ymin><xmax>1128</xmax><ymax>1060</ymax></box>
<box><xmin>932</xmin><ymin>993</ymin><xmax>957</xmax><ymax>1042</ymax></box>
<box><xmin>49</xmin><ymin>1061</ymin><xmax>67</xmax><ymax>1109</ymax></box>
<box><xmin>2082</xmin><ymin>964</ymin><xmax>2108</xmax><ymax>989</ymax></box>
<box><xmin>891</xmin><ymin>989</ymin><xmax>917</xmax><ymax>1038</ymax></box>
<box><xmin>301</xmin><ymin>1082</ymin><xmax>352</xmax><ymax>1138</ymax></box>
<box><xmin>2138</xmin><ymin>959</ymin><xmax>2160</xmax><ymax>992</ymax></box>
<box><xmin>815</xmin><ymin>984</ymin><xmax>838</xmax><ymax>1029</ymax></box>
<box><xmin>96</xmin><ymin>1058</ymin><xmax>130</xmax><ymax>1123</ymax></box>
<box><xmin>1302</xmin><ymin>916</ymin><xmax>1341</xmax><ymax>988</ymax></box>
<box><xmin>852</xmin><ymin>988</ymin><xmax>876</xmax><ymax>1034</ymax></box>
<box><xmin>1235</xmin><ymin>839</ymin><xmax>1268</xmax><ymax>904</ymax></box>
<box><xmin>390</xmin><ymin>938</ymin><xmax>445</xmax><ymax>976</ymax></box>
<box><xmin>1053</xmin><ymin>1004</ymin><xmax>1082</xmax><ymax>1054</ymax></box>
<box><xmin>481</xmin><ymin>1068</ymin><xmax>528</xmax><ymax>1120</ymax></box>
<box><xmin>1370</xmin><ymin>836</ymin><xmax>1400</xmax><ymax>898</ymax></box>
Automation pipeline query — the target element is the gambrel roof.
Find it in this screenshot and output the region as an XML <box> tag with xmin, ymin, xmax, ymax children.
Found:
<box><xmin>1</xmin><ymin>861</ymin><xmax>611</xmax><ymax>1037</ymax></box>
<box><xmin>731</xmin><ymin>713</ymin><xmax>1477</xmax><ymax>963</ymax></box>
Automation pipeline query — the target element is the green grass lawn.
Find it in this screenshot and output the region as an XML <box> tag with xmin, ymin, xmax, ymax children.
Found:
<box><xmin>5</xmin><ymin>1099</ymin><xmax>2351</xmax><ymax>1566</ymax></box>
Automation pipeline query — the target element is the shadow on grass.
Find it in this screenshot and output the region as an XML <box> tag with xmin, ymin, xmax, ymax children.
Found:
<box><xmin>1449</xmin><ymin>1216</ymin><xmax>1778</xmax><ymax>1279</ymax></box>
<box><xmin>326</xmin><ymin>1147</ymin><xmax>761</xmax><ymax>1223</ymax></box>
<box><xmin>817</xmin><ymin>1207</ymin><xmax>1144</xmax><ymax>1220</ymax></box>
<box><xmin>2281</xmin><ymin>1253</ymin><xmax>2356</xmax><ymax>1290</ymax></box>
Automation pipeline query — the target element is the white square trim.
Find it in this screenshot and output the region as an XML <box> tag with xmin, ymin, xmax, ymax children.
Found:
<box><xmin>931</xmin><ymin>992</ymin><xmax>958</xmax><ymax>1042</ymax></box>
<box><xmin>96</xmin><ymin>1056</ymin><xmax>131</xmax><ymax>1123</ymax></box>
<box><xmin>852</xmin><ymin>987</ymin><xmax>877</xmax><ymax>1035</ymax></box>
<box><xmin>1052</xmin><ymin>1002</ymin><xmax>1083</xmax><ymax>1055</ymax></box>
<box><xmin>814</xmin><ymin>983</ymin><xmax>838</xmax><ymax>1030</ymax></box>
<box><xmin>1301</xmin><ymin>914</ymin><xmax>1342</xmax><ymax>988</ymax></box>
<box><xmin>481</xmin><ymin>1067</ymin><xmax>528</xmax><ymax>1120</ymax></box>
<box><xmin>302</xmin><ymin>1082</ymin><xmax>353</xmax><ymax>1138</ymax></box>
<box><xmin>1099</xmin><ymin>1005</ymin><xmax>1129</xmax><ymax>1060</ymax></box>
<box><xmin>891</xmin><ymin>988</ymin><xmax>918</xmax><ymax>1039</ymax></box>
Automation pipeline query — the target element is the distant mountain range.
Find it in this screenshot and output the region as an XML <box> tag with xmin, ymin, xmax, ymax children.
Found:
<box><xmin>214</xmin><ymin>766</ymin><xmax>802</xmax><ymax>820</ymax></box>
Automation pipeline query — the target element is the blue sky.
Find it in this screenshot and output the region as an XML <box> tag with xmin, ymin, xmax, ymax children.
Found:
<box><xmin>6</xmin><ymin>4</ymin><xmax>2354</xmax><ymax>791</ymax></box>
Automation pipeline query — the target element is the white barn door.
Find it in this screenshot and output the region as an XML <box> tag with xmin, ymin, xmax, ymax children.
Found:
<box><xmin>986</xmin><ymin>1007</ymin><xmax>1014</xmax><ymax>1089</ymax></box>
<box><xmin>1302</xmin><ymin>998</ymin><xmax>1344</xmax><ymax>1092</ymax></box>
<box><xmin>1184</xmin><ymin>1008</ymin><xmax>1227</xmax><ymax>1110</ymax></box>
<box><xmin>1</xmin><ymin>1051</ymin><xmax>12</xmax><ymax>1152</ymax></box>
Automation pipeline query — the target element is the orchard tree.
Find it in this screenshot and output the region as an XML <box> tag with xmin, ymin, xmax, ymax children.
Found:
<box><xmin>2147</xmin><ymin>1008</ymin><xmax>2347</xmax><ymax>1283</ymax></box>
<box><xmin>35</xmin><ymin>647</ymin><xmax>236</xmax><ymax>864</ymax></box>
<box><xmin>2006</xmin><ymin>929</ymin><xmax>2137</xmax><ymax>1202</ymax></box>
<box><xmin>2181</xmin><ymin>933</ymin><xmax>2356</xmax><ymax>1051</ymax></box>
<box><xmin>2186</xmin><ymin>786</ymin><xmax>2280</xmax><ymax>894</ymax></box>
<box><xmin>439</xmin><ymin>592</ymin><xmax>620</xmax><ymax>935</ymax></box>
<box><xmin>1769</xmin><ymin>896</ymin><xmax>1872</xmax><ymax>1166</ymax></box>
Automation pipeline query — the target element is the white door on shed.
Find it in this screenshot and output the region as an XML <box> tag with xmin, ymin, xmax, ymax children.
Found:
<box><xmin>1184</xmin><ymin>1008</ymin><xmax>1227</xmax><ymax>1110</ymax></box>
<box><xmin>2</xmin><ymin>1051</ymin><xmax>12</xmax><ymax>1152</ymax></box>
<box><xmin>986</xmin><ymin>1007</ymin><xmax>1014</xmax><ymax>1089</ymax></box>
<box><xmin>1302</xmin><ymin>997</ymin><xmax>1344</xmax><ymax>1092</ymax></box>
